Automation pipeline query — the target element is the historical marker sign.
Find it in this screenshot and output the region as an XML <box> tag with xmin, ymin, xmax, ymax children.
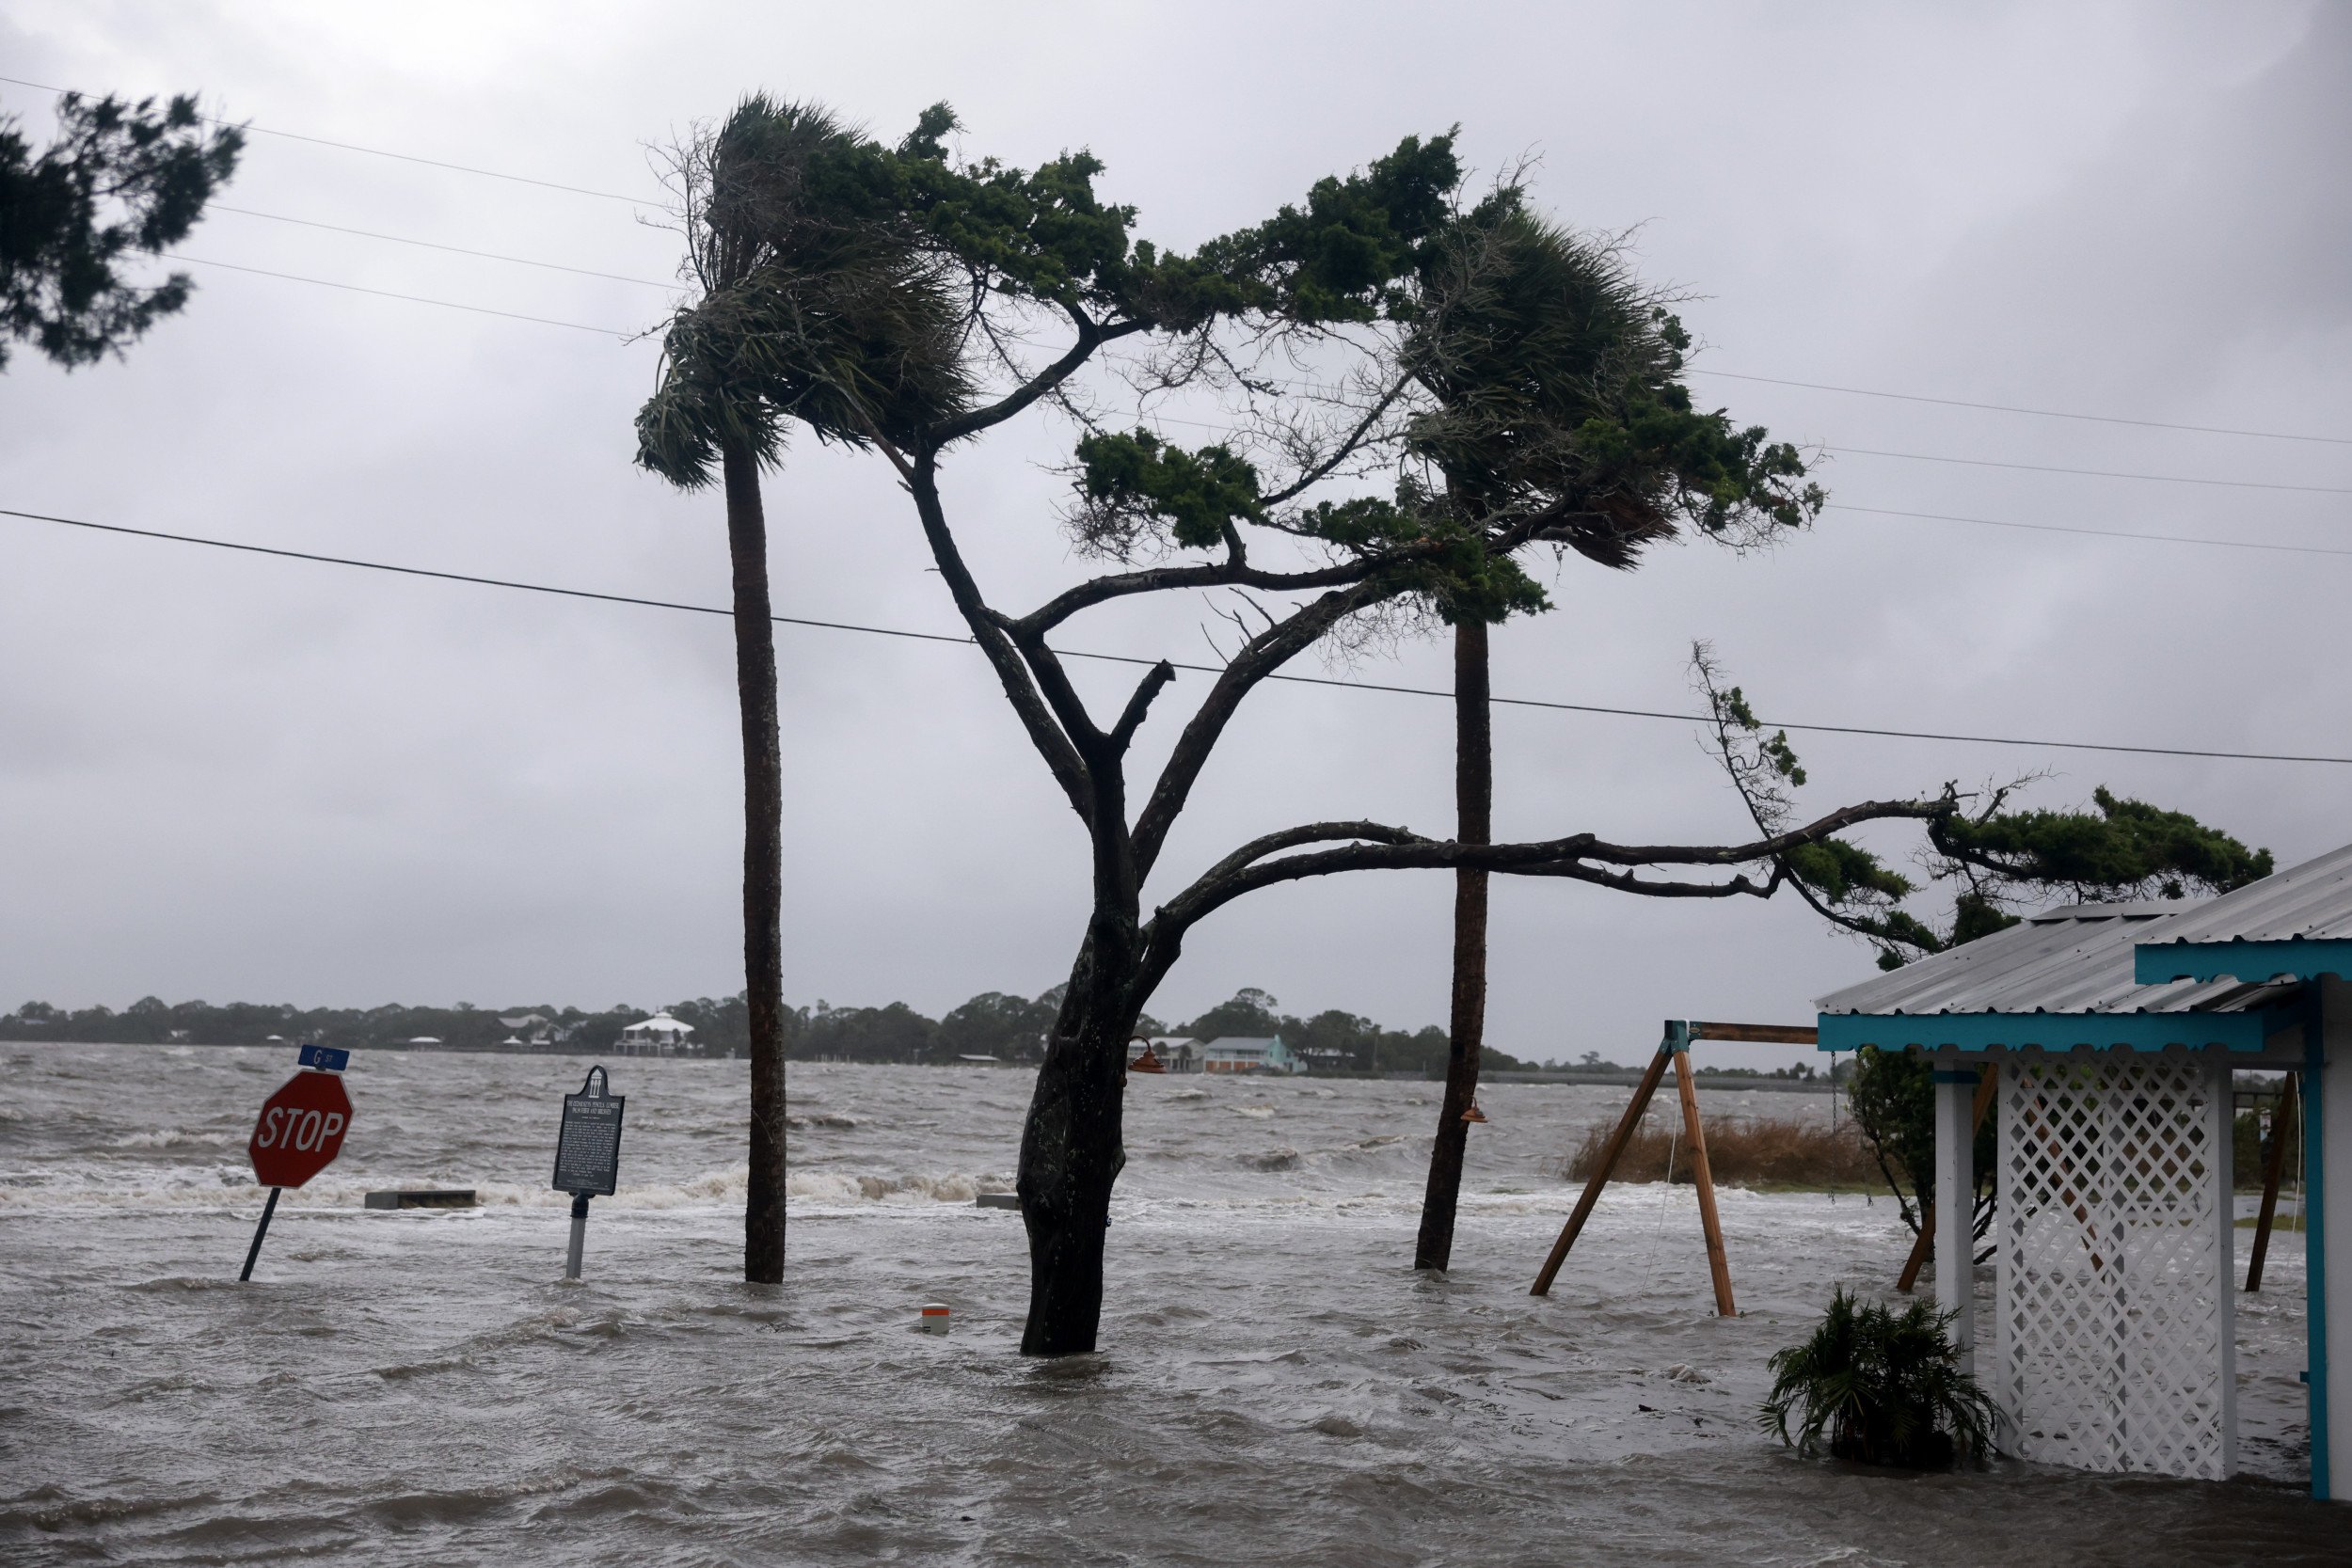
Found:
<box><xmin>553</xmin><ymin>1066</ymin><xmax>625</xmax><ymax>1196</ymax></box>
<box><xmin>248</xmin><ymin>1069</ymin><xmax>355</xmax><ymax>1190</ymax></box>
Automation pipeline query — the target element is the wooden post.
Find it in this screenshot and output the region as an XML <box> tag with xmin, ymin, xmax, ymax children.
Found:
<box><xmin>1897</xmin><ymin>1066</ymin><xmax>1999</xmax><ymax>1292</ymax></box>
<box><xmin>2248</xmin><ymin>1071</ymin><xmax>2300</xmax><ymax>1293</ymax></box>
<box><xmin>1530</xmin><ymin>1044</ymin><xmax>1673</xmax><ymax>1295</ymax></box>
<box><xmin>1673</xmin><ymin>1047</ymin><xmax>1737</xmax><ymax>1317</ymax></box>
<box><xmin>1896</xmin><ymin>1203</ymin><xmax>1937</xmax><ymax>1294</ymax></box>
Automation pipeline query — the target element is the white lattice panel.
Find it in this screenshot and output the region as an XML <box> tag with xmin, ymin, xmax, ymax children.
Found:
<box><xmin>1994</xmin><ymin>1053</ymin><xmax>2234</xmax><ymax>1480</ymax></box>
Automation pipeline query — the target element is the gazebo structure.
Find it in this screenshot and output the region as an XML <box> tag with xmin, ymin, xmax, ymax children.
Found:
<box><xmin>1817</xmin><ymin>843</ymin><xmax>2350</xmax><ymax>1496</ymax></box>
<box><xmin>619</xmin><ymin>1013</ymin><xmax>695</xmax><ymax>1054</ymax></box>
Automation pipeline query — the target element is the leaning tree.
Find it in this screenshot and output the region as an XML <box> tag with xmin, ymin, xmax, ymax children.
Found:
<box><xmin>1699</xmin><ymin>672</ymin><xmax>2275</xmax><ymax>1246</ymax></box>
<box><xmin>653</xmin><ymin>99</ymin><xmax>1984</xmax><ymax>1353</ymax></box>
<box><xmin>636</xmin><ymin>98</ymin><xmax>972</xmax><ymax>1283</ymax></box>
<box><xmin>1392</xmin><ymin>208</ymin><xmax>1819</xmax><ymax>1271</ymax></box>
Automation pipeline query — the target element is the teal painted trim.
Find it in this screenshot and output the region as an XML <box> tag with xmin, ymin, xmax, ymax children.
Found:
<box><xmin>2136</xmin><ymin>938</ymin><xmax>2352</xmax><ymax>986</ymax></box>
<box><xmin>1815</xmin><ymin>1008</ymin><xmax>2286</xmax><ymax>1055</ymax></box>
<box><xmin>2308</xmin><ymin>991</ymin><xmax>2329</xmax><ymax>1500</ymax></box>
<box><xmin>1660</xmin><ymin>1020</ymin><xmax>1691</xmax><ymax>1054</ymax></box>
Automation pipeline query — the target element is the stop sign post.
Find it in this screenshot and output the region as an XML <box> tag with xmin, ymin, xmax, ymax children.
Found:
<box><xmin>239</xmin><ymin>1046</ymin><xmax>355</xmax><ymax>1282</ymax></box>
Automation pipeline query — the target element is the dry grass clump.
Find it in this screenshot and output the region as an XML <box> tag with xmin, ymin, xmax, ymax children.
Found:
<box><xmin>1563</xmin><ymin>1112</ymin><xmax>1882</xmax><ymax>1190</ymax></box>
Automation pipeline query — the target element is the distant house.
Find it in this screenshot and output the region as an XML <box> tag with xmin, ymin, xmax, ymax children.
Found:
<box><xmin>1198</xmin><ymin>1036</ymin><xmax>1304</xmax><ymax>1075</ymax></box>
<box><xmin>620</xmin><ymin>1013</ymin><xmax>695</xmax><ymax>1054</ymax></box>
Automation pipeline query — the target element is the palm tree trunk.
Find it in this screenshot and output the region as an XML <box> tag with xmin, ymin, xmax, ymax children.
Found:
<box><xmin>1415</xmin><ymin>617</ymin><xmax>1491</xmax><ymax>1272</ymax></box>
<box><xmin>723</xmin><ymin>436</ymin><xmax>787</xmax><ymax>1285</ymax></box>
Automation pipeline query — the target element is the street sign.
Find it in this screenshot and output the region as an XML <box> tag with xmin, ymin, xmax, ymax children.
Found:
<box><xmin>553</xmin><ymin>1066</ymin><xmax>624</xmax><ymax>1280</ymax></box>
<box><xmin>553</xmin><ymin>1066</ymin><xmax>625</xmax><ymax>1196</ymax></box>
<box><xmin>240</xmin><ymin>1058</ymin><xmax>357</xmax><ymax>1281</ymax></box>
<box><xmin>249</xmin><ymin>1069</ymin><xmax>355</xmax><ymax>1190</ymax></box>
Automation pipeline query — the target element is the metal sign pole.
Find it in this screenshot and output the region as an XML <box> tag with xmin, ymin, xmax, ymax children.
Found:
<box><xmin>564</xmin><ymin>1193</ymin><xmax>591</xmax><ymax>1280</ymax></box>
<box><xmin>552</xmin><ymin>1065</ymin><xmax>624</xmax><ymax>1280</ymax></box>
<box><xmin>239</xmin><ymin>1186</ymin><xmax>282</xmax><ymax>1282</ymax></box>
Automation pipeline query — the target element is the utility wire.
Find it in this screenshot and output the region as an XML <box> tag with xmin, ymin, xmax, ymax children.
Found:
<box><xmin>208</xmin><ymin>205</ymin><xmax>678</xmax><ymax>289</ymax></box>
<box><xmin>8</xmin><ymin>504</ymin><xmax>2348</xmax><ymax>768</ymax></box>
<box><xmin>1822</xmin><ymin>504</ymin><xmax>2352</xmax><ymax>560</ymax></box>
<box><xmin>1690</xmin><ymin>369</ymin><xmax>2352</xmax><ymax>448</ymax></box>
<box><xmin>1829</xmin><ymin>445</ymin><xmax>2352</xmax><ymax>496</ymax></box>
<box><xmin>12</xmin><ymin>72</ymin><xmax>2349</xmax><ymax>457</ymax></box>
<box><xmin>166</xmin><ymin>254</ymin><xmax>637</xmax><ymax>339</ymax></box>
<box><xmin>135</xmin><ymin>257</ymin><xmax>2352</xmax><ymax>561</ymax></box>
<box><xmin>0</xmin><ymin>74</ymin><xmax>648</xmax><ymax>205</ymax></box>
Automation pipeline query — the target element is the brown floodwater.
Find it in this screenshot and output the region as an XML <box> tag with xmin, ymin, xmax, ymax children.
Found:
<box><xmin>0</xmin><ymin>1047</ymin><xmax>2335</xmax><ymax>1565</ymax></box>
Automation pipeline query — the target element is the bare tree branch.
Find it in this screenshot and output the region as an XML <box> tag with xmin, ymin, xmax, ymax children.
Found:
<box><xmin>1142</xmin><ymin>795</ymin><xmax>1956</xmax><ymax>973</ymax></box>
<box><xmin>1108</xmin><ymin>660</ymin><xmax>1178</xmax><ymax>751</ymax></box>
<box><xmin>906</xmin><ymin>451</ymin><xmax>1093</xmax><ymax>820</ymax></box>
<box><xmin>926</xmin><ymin>307</ymin><xmax>1152</xmax><ymax>448</ymax></box>
<box><xmin>1128</xmin><ymin>580</ymin><xmax>1391</xmax><ymax>878</ymax></box>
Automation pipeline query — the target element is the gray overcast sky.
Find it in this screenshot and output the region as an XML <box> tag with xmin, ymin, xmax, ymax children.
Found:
<box><xmin>3</xmin><ymin>2</ymin><xmax>2346</xmax><ymax>1069</ymax></box>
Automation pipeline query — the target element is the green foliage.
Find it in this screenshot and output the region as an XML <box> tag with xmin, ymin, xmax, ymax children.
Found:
<box><xmin>1186</xmin><ymin>132</ymin><xmax>1463</xmax><ymax>325</ymax></box>
<box><xmin>635</xmin><ymin>96</ymin><xmax>975</xmax><ymax>488</ymax></box>
<box><xmin>1402</xmin><ymin>209</ymin><xmax>1820</xmax><ymax>584</ymax></box>
<box><xmin>0</xmin><ymin>90</ymin><xmax>243</xmax><ymax>369</ymax></box>
<box><xmin>1785</xmin><ymin>839</ymin><xmax>1911</xmax><ymax>905</ymax></box>
<box><xmin>1932</xmin><ymin>785</ymin><xmax>2274</xmax><ymax>902</ymax></box>
<box><xmin>1073</xmin><ymin>430</ymin><xmax>1263</xmax><ymax>547</ymax></box>
<box><xmin>1702</xmin><ymin>657</ymin><xmax>2272</xmax><ymax>970</ymax></box>
<box><xmin>1761</xmin><ymin>1288</ymin><xmax>1997</xmax><ymax>1468</ymax></box>
<box><xmin>1845</xmin><ymin>1044</ymin><xmax>1996</xmax><ymax>1233</ymax></box>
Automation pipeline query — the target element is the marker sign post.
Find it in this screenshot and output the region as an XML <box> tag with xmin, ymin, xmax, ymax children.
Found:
<box><xmin>241</xmin><ymin>1045</ymin><xmax>354</xmax><ymax>1281</ymax></box>
<box><xmin>552</xmin><ymin>1066</ymin><xmax>624</xmax><ymax>1279</ymax></box>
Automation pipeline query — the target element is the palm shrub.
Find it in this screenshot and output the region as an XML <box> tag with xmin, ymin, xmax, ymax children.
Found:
<box><xmin>1760</xmin><ymin>1288</ymin><xmax>1997</xmax><ymax>1468</ymax></box>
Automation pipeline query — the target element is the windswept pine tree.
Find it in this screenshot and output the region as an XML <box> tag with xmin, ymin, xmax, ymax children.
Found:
<box><xmin>0</xmin><ymin>89</ymin><xmax>243</xmax><ymax>369</ymax></box>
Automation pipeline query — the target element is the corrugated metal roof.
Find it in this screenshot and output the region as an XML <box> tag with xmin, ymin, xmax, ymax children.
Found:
<box><xmin>1811</xmin><ymin>853</ymin><xmax>2351</xmax><ymax>1019</ymax></box>
<box><xmin>2131</xmin><ymin>839</ymin><xmax>2352</xmax><ymax>948</ymax></box>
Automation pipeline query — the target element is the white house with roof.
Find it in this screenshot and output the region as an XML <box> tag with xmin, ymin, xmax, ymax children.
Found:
<box><xmin>619</xmin><ymin>1013</ymin><xmax>696</xmax><ymax>1054</ymax></box>
<box><xmin>1816</xmin><ymin>842</ymin><xmax>2352</xmax><ymax>1497</ymax></box>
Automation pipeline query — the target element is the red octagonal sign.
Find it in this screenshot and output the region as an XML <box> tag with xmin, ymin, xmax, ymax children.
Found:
<box><xmin>248</xmin><ymin>1070</ymin><xmax>354</xmax><ymax>1189</ymax></box>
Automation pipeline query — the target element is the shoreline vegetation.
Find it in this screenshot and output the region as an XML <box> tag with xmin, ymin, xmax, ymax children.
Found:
<box><xmin>1564</xmin><ymin>1112</ymin><xmax>1882</xmax><ymax>1191</ymax></box>
<box><xmin>0</xmin><ymin>986</ymin><xmax>1837</xmax><ymax>1085</ymax></box>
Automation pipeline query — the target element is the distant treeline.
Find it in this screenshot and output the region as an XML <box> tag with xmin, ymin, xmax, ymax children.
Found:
<box><xmin>0</xmin><ymin>986</ymin><xmax>1542</xmax><ymax>1074</ymax></box>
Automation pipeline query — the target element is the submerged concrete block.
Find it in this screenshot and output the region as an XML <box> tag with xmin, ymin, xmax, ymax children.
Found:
<box><xmin>363</xmin><ymin>1189</ymin><xmax>478</xmax><ymax>1210</ymax></box>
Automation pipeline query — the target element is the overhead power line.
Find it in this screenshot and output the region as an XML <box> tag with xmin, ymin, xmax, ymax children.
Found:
<box><xmin>1829</xmin><ymin>446</ymin><xmax>2352</xmax><ymax>496</ymax></box>
<box><xmin>11</xmin><ymin>71</ymin><xmax>2348</xmax><ymax>458</ymax></box>
<box><xmin>1824</xmin><ymin>503</ymin><xmax>2352</xmax><ymax>560</ymax></box>
<box><xmin>0</xmin><ymin>74</ymin><xmax>649</xmax><ymax>205</ymax></box>
<box><xmin>209</xmin><ymin>205</ymin><xmax>678</xmax><ymax>289</ymax></box>
<box><xmin>1690</xmin><ymin>369</ymin><xmax>2352</xmax><ymax>448</ymax></box>
<box><xmin>7</xmin><ymin>504</ymin><xmax>2347</xmax><ymax>768</ymax></box>
<box><xmin>167</xmin><ymin>254</ymin><xmax>638</xmax><ymax>339</ymax></box>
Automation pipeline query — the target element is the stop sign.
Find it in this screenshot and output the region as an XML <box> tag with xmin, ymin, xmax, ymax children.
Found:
<box><xmin>247</xmin><ymin>1070</ymin><xmax>354</xmax><ymax>1189</ymax></box>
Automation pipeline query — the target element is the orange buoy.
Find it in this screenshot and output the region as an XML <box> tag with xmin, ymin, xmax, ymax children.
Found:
<box><xmin>916</xmin><ymin>1303</ymin><xmax>951</xmax><ymax>1335</ymax></box>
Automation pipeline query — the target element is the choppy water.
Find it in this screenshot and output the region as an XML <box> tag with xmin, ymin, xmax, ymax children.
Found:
<box><xmin>0</xmin><ymin>1045</ymin><xmax>2333</xmax><ymax>1565</ymax></box>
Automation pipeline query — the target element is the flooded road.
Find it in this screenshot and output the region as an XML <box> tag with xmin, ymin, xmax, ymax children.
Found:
<box><xmin>0</xmin><ymin>1046</ymin><xmax>2331</xmax><ymax>1565</ymax></box>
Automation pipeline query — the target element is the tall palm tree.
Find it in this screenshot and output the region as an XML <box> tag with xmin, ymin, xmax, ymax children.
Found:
<box><xmin>1406</xmin><ymin>208</ymin><xmax>1796</xmax><ymax>1270</ymax></box>
<box><xmin>635</xmin><ymin>97</ymin><xmax>969</xmax><ymax>1283</ymax></box>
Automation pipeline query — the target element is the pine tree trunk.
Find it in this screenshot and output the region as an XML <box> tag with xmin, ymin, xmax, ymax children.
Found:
<box><xmin>1016</xmin><ymin>933</ymin><xmax>1136</xmax><ymax>1354</ymax></box>
<box><xmin>1415</xmin><ymin>617</ymin><xmax>1491</xmax><ymax>1272</ymax></box>
<box><xmin>723</xmin><ymin>437</ymin><xmax>788</xmax><ymax>1286</ymax></box>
